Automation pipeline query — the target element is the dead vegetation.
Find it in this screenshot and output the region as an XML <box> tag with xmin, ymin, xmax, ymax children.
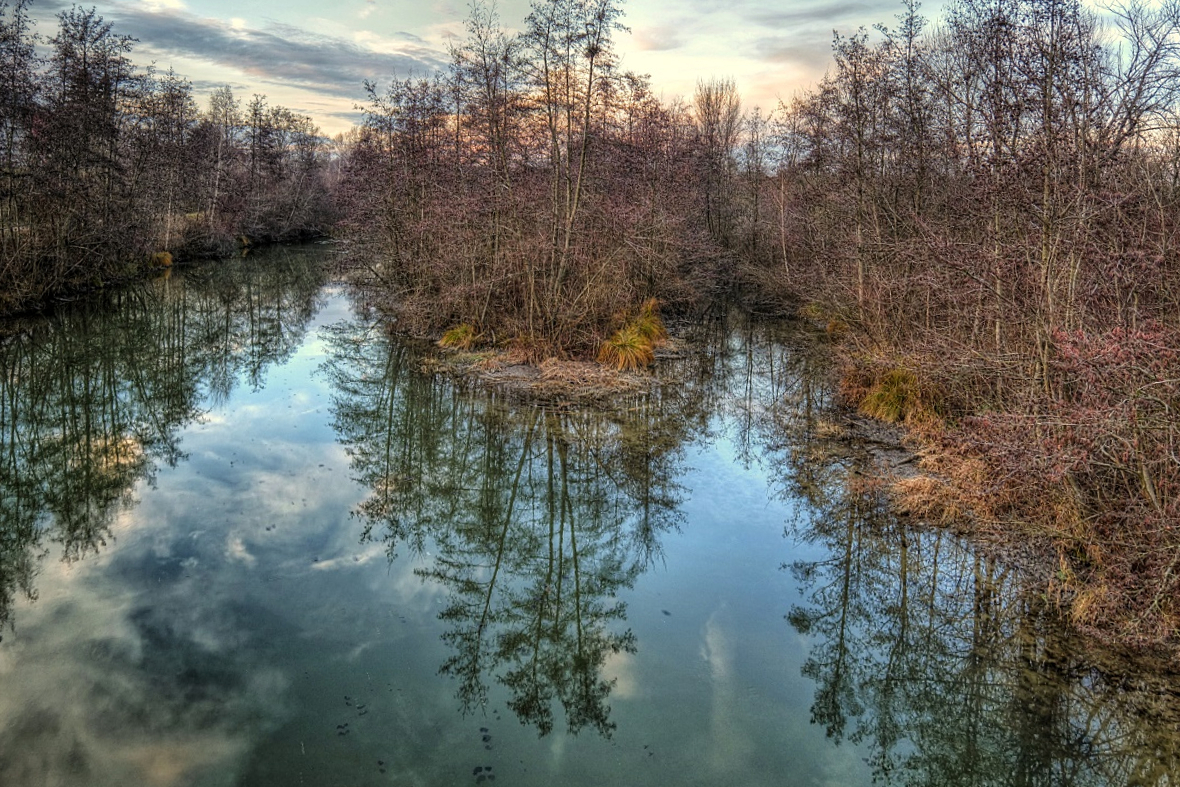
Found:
<box><xmin>425</xmin><ymin>346</ymin><xmax>654</xmax><ymax>404</ymax></box>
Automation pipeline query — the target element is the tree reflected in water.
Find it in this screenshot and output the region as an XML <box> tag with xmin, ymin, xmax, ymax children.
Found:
<box><xmin>754</xmin><ymin>364</ymin><xmax>1180</xmax><ymax>785</ymax></box>
<box><xmin>0</xmin><ymin>247</ymin><xmax>328</xmax><ymax>631</ymax></box>
<box><xmin>631</xmin><ymin>306</ymin><xmax>1180</xmax><ymax>785</ymax></box>
<box><xmin>324</xmin><ymin>318</ymin><xmax>701</xmax><ymax>737</ymax></box>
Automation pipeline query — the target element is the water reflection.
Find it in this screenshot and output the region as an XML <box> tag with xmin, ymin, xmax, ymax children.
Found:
<box><xmin>324</xmin><ymin>317</ymin><xmax>705</xmax><ymax>737</ymax></box>
<box><xmin>771</xmin><ymin>406</ymin><xmax>1180</xmax><ymax>784</ymax></box>
<box><xmin>0</xmin><ymin>248</ymin><xmax>328</xmax><ymax>631</ymax></box>
<box><xmin>646</xmin><ymin>308</ymin><xmax>1180</xmax><ymax>785</ymax></box>
<box><xmin>0</xmin><ymin>262</ymin><xmax>1176</xmax><ymax>785</ymax></box>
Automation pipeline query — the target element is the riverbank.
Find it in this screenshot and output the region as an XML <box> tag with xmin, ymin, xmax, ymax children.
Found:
<box><xmin>359</xmin><ymin>265</ymin><xmax>1180</xmax><ymax>662</ymax></box>
<box><xmin>422</xmin><ymin>349</ymin><xmax>649</xmax><ymax>402</ymax></box>
<box><xmin>0</xmin><ymin>234</ymin><xmax>333</xmax><ymax>319</ymax></box>
<box><xmin>829</xmin><ymin>346</ymin><xmax>1180</xmax><ymax>662</ymax></box>
<box><xmin>449</xmin><ymin>323</ymin><xmax>1180</xmax><ymax>665</ymax></box>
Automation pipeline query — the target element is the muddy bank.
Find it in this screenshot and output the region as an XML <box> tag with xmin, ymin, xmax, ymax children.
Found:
<box><xmin>419</xmin><ymin>346</ymin><xmax>689</xmax><ymax>406</ymax></box>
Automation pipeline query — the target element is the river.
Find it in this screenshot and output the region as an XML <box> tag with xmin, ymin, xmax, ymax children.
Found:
<box><xmin>0</xmin><ymin>244</ymin><xmax>1176</xmax><ymax>786</ymax></box>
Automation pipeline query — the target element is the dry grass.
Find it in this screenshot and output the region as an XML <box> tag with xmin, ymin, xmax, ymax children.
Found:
<box><xmin>634</xmin><ymin>298</ymin><xmax>669</xmax><ymax>346</ymax></box>
<box><xmin>891</xmin><ymin>474</ymin><xmax>965</xmax><ymax>524</ymax></box>
<box><xmin>597</xmin><ymin>326</ymin><xmax>655</xmax><ymax>371</ymax></box>
<box><xmin>596</xmin><ymin>299</ymin><xmax>668</xmax><ymax>372</ymax></box>
<box><xmin>539</xmin><ymin>357</ymin><xmax>643</xmax><ymax>390</ymax></box>
<box><xmin>860</xmin><ymin>368</ymin><xmax>922</xmax><ymax>423</ymax></box>
<box><xmin>439</xmin><ymin>323</ymin><xmax>480</xmax><ymax>350</ymax></box>
<box><xmin>846</xmin><ymin>364</ymin><xmax>945</xmax><ymax>427</ymax></box>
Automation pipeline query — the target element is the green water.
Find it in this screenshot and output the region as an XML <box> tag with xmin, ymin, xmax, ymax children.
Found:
<box><xmin>0</xmin><ymin>245</ymin><xmax>1176</xmax><ymax>786</ymax></box>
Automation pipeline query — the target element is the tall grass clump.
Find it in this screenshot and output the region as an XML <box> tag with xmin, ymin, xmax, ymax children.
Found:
<box><xmin>439</xmin><ymin>323</ymin><xmax>480</xmax><ymax>350</ymax></box>
<box><xmin>597</xmin><ymin>299</ymin><xmax>667</xmax><ymax>371</ymax></box>
<box><xmin>853</xmin><ymin>366</ymin><xmax>943</xmax><ymax>425</ymax></box>
<box><xmin>633</xmin><ymin>298</ymin><xmax>668</xmax><ymax>346</ymax></box>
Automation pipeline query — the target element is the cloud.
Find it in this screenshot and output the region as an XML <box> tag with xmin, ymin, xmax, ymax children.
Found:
<box><xmin>748</xmin><ymin>1</ymin><xmax>893</xmax><ymax>28</ymax></box>
<box><xmin>189</xmin><ymin>78</ymin><xmax>250</xmax><ymax>94</ymax></box>
<box><xmin>633</xmin><ymin>25</ymin><xmax>685</xmax><ymax>52</ymax></box>
<box><xmin>141</xmin><ymin>0</ymin><xmax>187</xmax><ymax>10</ymax></box>
<box><xmin>34</xmin><ymin>2</ymin><xmax>449</xmax><ymax>101</ymax></box>
<box><xmin>739</xmin><ymin>1</ymin><xmax>911</xmax><ymax>77</ymax></box>
<box><xmin>753</xmin><ymin>37</ymin><xmax>837</xmax><ymax>69</ymax></box>
<box><xmin>138</xmin><ymin>11</ymin><xmax>446</xmax><ymax>97</ymax></box>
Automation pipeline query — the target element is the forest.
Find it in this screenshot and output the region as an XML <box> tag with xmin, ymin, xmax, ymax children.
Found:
<box><xmin>3</xmin><ymin>0</ymin><xmax>1180</xmax><ymax>649</ymax></box>
<box><xmin>0</xmin><ymin>0</ymin><xmax>332</xmax><ymax>313</ymax></box>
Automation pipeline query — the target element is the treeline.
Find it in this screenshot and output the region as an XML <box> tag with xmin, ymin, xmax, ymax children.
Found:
<box><xmin>338</xmin><ymin>0</ymin><xmax>719</xmax><ymax>357</ymax></box>
<box><xmin>0</xmin><ymin>1</ymin><xmax>332</xmax><ymax>314</ymax></box>
<box><xmin>746</xmin><ymin>0</ymin><xmax>1180</xmax><ymax>647</ymax></box>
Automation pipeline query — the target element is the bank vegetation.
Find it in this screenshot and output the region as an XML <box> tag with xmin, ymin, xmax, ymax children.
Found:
<box><xmin>0</xmin><ymin>0</ymin><xmax>333</xmax><ymax>314</ymax></box>
<box><xmin>335</xmin><ymin>0</ymin><xmax>1180</xmax><ymax>652</ymax></box>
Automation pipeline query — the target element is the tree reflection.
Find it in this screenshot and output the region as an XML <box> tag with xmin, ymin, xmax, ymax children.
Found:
<box><xmin>774</xmin><ymin>411</ymin><xmax>1180</xmax><ymax>785</ymax></box>
<box><xmin>0</xmin><ymin>247</ymin><xmax>327</xmax><ymax>631</ymax></box>
<box><xmin>324</xmin><ymin>319</ymin><xmax>698</xmax><ymax>737</ymax></box>
<box><xmin>664</xmin><ymin>308</ymin><xmax>1180</xmax><ymax>784</ymax></box>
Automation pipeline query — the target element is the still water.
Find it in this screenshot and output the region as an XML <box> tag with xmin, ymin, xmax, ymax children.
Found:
<box><xmin>0</xmin><ymin>246</ymin><xmax>1177</xmax><ymax>786</ymax></box>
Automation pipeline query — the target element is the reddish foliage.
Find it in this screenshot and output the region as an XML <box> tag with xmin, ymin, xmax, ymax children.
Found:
<box><xmin>948</xmin><ymin>324</ymin><xmax>1180</xmax><ymax>645</ymax></box>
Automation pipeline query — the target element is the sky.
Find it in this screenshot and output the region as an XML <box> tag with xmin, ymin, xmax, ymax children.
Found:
<box><xmin>25</xmin><ymin>0</ymin><xmax>926</xmax><ymax>135</ymax></box>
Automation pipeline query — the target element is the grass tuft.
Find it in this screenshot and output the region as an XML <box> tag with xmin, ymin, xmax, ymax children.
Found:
<box><xmin>596</xmin><ymin>299</ymin><xmax>668</xmax><ymax>371</ymax></box>
<box><xmin>597</xmin><ymin>326</ymin><xmax>655</xmax><ymax>371</ymax></box>
<box><xmin>439</xmin><ymin>323</ymin><xmax>480</xmax><ymax>350</ymax></box>
<box><xmin>858</xmin><ymin>367</ymin><xmax>945</xmax><ymax>425</ymax></box>
<box><xmin>633</xmin><ymin>297</ymin><xmax>669</xmax><ymax>347</ymax></box>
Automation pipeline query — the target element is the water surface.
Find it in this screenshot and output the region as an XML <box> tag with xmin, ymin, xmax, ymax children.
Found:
<box><xmin>0</xmin><ymin>246</ymin><xmax>1177</xmax><ymax>786</ymax></box>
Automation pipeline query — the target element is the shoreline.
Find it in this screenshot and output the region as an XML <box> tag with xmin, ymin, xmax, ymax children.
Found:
<box><xmin>837</xmin><ymin>406</ymin><xmax>1180</xmax><ymax>673</ymax></box>
<box><xmin>427</xmin><ymin>331</ymin><xmax>1180</xmax><ymax>674</ymax></box>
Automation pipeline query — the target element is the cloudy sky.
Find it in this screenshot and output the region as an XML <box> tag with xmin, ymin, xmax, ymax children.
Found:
<box><xmin>26</xmin><ymin>0</ymin><xmax>927</xmax><ymax>134</ymax></box>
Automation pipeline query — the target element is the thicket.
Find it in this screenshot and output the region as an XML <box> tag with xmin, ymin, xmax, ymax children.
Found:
<box><xmin>0</xmin><ymin>1</ymin><xmax>332</xmax><ymax>315</ymax></box>
<box><xmin>733</xmin><ymin>0</ymin><xmax>1180</xmax><ymax>648</ymax></box>
<box><xmin>337</xmin><ymin>0</ymin><xmax>723</xmax><ymax>360</ymax></box>
<box><xmin>337</xmin><ymin>0</ymin><xmax>1180</xmax><ymax>647</ymax></box>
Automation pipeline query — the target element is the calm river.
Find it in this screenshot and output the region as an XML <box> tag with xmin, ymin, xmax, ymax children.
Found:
<box><xmin>0</xmin><ymin>245</ymin><xmax>1176</xmax><ymax>786</ymax></box>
